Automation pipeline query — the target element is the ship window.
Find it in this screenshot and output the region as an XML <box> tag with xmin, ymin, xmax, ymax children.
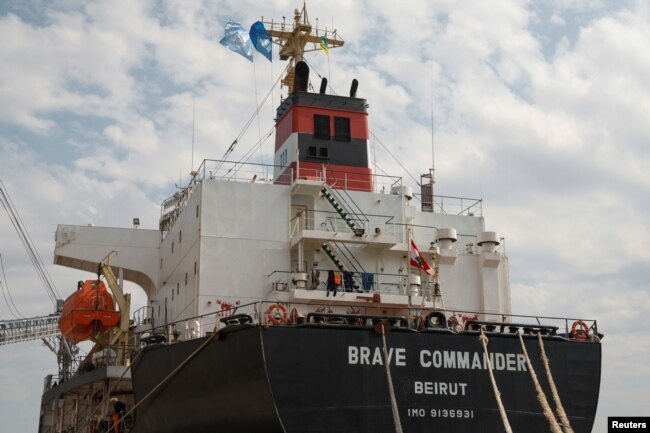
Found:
<box><xmin>319</xmin><ymin>147</ymin><xmax>329</xmax><ymax>158</ymax></box>
<box><xmin>194</xmin><ymin>261</ymin><xmax>197</xmax><ymax>275</ymax></box>
<box><xmin>172</xmin><ymin>288</ymin><xmax>174</xmax><ymax>301</ymax></box>
<box><xmin>179</xmin><ymin>230</ymin><xmax>182</xmax><ymax>243</ymax></box>
<box><xmin>334</xmin><ymin>117</ymin><xmax>350</xmax><ymax>142</ymax></box>
<box><xmin>308</xmin><ymin>146</ymin><xmax>317</xmax><ymax>156</ymax></box>
<box><xmin>196</xmin><ymin>205</ymin><xmax>199</xmax><ymax>218</ymax></box>
<box><xmin>160</xmin><ymin>258</ymin><xmax>163</xmax><ymax>269</ymax></box>
<box><xmin>185</xmin><ymin>272</ymin><xmax>188</xmax><ymax>286</ymax></box>
<box><xmin>177</xmin><ymin>282</ymin><xmax>180</xmax><ymax>294</ymax></box>
<box><xmin>313</xmin><ymin>115</ymin><xmax>330</xmax><ymax>140</ymax></box>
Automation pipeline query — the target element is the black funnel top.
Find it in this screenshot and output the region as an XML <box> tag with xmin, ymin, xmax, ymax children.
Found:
<box><xmin>293</xmin><ymin>61</ymin><xmax>310</xmax><ymax>93</ymax></box>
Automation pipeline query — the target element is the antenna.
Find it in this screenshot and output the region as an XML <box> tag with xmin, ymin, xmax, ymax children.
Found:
<box><xmin>191</xmin><ymin>97</ymin><xmax>196</xmax><ymax>174</ymax></box>
<box><xmin>430</xmin><ymin>62</ymin><xmax>435</xmax><ymax>182</ymax></box>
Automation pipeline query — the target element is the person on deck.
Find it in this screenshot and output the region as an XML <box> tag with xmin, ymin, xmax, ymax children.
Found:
<box><xmin>110</xmin><ymin>397</ymin><xmax>126</xmax><ymax>433</ymax></box>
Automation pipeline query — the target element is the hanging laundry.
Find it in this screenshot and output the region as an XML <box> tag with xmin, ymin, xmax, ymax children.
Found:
<box><xmin>343</xmin><ymin>271</ymin><xmax>354</xmax><ymax>292</ymax></box>
<box><xmin>327</xmin><ymin>270</ymin><xmax>337</xmax><ymax>297</ymax></box>
<box><xmin>361</xmin><ymin>273</ymin><xmax>374</xmax><ymax>292</ymax></box>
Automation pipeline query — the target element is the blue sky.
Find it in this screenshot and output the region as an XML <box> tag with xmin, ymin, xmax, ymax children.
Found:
<box><xmin>1</xmin><ymin>1</ymin><xmax>649</xmax><ymax>431</ymax></box>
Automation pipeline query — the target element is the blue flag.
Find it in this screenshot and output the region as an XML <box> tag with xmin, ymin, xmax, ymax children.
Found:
<box><xmin>249</xmin><ymin>21</ymin><xmax>272</xmax><ymax>62</ymax></box>
<box><xmin>219</xmin><ymin>20</ymin><xmax>253</xmax><ymax>62</ymax></box>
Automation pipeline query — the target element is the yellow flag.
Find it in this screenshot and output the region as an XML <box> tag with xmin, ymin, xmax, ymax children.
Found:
<box><xmin>320</xmin><ymin>36</ymin><xmax>329</xmax><ymax>56</ymax></box>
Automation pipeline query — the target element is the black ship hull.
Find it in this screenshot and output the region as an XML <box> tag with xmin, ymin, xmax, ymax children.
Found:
<box><xmin>130</xmin><ymin>324</ymin><xmax>600</xmax><ymax>433</ymax></box>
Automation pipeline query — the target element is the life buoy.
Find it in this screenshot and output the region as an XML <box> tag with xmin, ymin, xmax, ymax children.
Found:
<box><xmin>266</xmin><ymin>304</ymin><xmax>288</xmax><ymax>325</ymax></box>
<box><xmin>570</xmin><ymin>320</ymin><xmax>590</xmax><ymax>340</ymax></box>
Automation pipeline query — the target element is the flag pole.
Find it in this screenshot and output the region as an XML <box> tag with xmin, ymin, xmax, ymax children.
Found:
<box><xmin>407</xmin><ymin>225</ymin><xmax>412</xmax><ymax>306</ymax></box>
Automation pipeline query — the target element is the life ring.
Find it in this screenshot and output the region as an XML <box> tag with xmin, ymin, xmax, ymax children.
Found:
<box><xmin>425</xmin><ymin>311</ymin><xmax>447</xmax><ymax>329</ymax></box>
<box><xmin>266</xmin><ymin>304</ymin><xmax>288</xmax><ymax>325</ymax></box>
<box><xmin>570</xmin><ymin>320</ymin><xmax>590</xmax><ymax>340</ymax></box>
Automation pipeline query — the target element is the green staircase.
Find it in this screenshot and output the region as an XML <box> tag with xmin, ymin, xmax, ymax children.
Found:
<box><xmin>321</xmin><ymin>242</ymin><xmax>346</xmax><ymax>272</ymax></box>
<box><xmin>320</xmin><ymin>187</ymin><xmax>357</xmax><ymax>231</ymax></box>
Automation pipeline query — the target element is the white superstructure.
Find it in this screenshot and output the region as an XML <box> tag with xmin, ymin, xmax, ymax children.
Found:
<box><xmin>54</xmin><ymin>158</ymin><xmax>510</xmax><ymax>331</ymax></box>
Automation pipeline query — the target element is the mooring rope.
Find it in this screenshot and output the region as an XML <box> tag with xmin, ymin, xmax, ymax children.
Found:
<box><xmin>518</xmin><ymin>333</ymin><xmax>563</xmax><ymax>433</ymax></box>
<box><xmin>121</xmin><ymin>331</ymin><xmax>220</xmax><ymax>421</ymax></box>
<box><xmin>380</xmin><ymin>324</ymin><xmax>404</xmax><ymax>433</ymax></box>
<box><xmin>67</xmin><ymin>350</ymin><xmax>142</xmax><ymax>433</ymax></box>
<box><xmin>479</xmin><ymin>329</ymin><xmax>513</xmax><ymax>433</ymax></box>
<box><xmin>538</xmin><ymin>333</ymin><xmax>574</xmax><ymax>433</ymax></box>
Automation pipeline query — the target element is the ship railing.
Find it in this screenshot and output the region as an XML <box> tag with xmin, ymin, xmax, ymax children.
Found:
<box><xmin>411</xmin><ymin>192</ymin><xmax>483</xmax><ymax>216</ymax></box>
<box><xmin>133</xmin><ymin>300</ymin><xmax>599</xmax><ymax>345</ymax></box>
<box><xmin>291</xmin><ymin>165</ymin><xmax>402</xmax><ymax>194</ymax></box>
<box><xmin>289</xmin><ymin>209</ymin><xmax>397</xmax><ymax>239</ymax></box>
<box><xmin>253</xmin><ymin>300</ymin><xmax>600</xmax><ymax>341</ymax></box>
<box><xmin>254</xmin><ymin>300</ymin><xmax>599</xmax><ymax>340</ymax></box>
<box><xmin>133</xmin><ymin>301</ymin><xmax>261</xmax><ymax>344</ymax></box>
<box><xmin>43</xmin><ymin>343</ymin><xmax>140</xmax><ymax>390</ymax></box>
<box><xmin>439</xmin><ymin>307</ymin><xmax>600</xmax><ymax>340</ymax></box>
<box><xmin>186</xmin><ymin>159</ymin><xmax>402</xmax><ymax>194</ymax></box>
<box><xmin>132</xmin><ymin>305</ymin><xmax>154</xmax><ymax>328</ymax></box>
<box><xmin>267</xmin><ymin>269</ymin><xmax>437</xmax><ymax>296</ymax></box>
<box><xmin>159</xmin><ymin>158</ymin><xmax>403</xmax><ymax>235</ymax></box>
<box><xmin>288</xmin><ymin>212</ymin><xmax>506</xmax><ymax>255</ymax></box>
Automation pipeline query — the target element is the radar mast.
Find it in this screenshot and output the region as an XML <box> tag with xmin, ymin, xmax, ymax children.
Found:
<box><xmin>264</xmin><ymin>3</ymin><xmax>344</xmax><ymax>93</ymax></box>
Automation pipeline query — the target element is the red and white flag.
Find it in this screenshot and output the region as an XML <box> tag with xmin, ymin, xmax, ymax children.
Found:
<box><xmin>410</xmin><ymin>240</ymin><xmax>434</xmax><ymax>276</ymax></box>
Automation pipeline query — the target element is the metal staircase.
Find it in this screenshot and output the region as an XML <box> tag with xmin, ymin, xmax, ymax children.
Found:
<box><xmin>321</xmin><ymin>243</ymin><xmax>345</xmax><ymax>273</ymax></box>
<box><xmin>320</xmin><ymin>186</ymin><xmax>369</xmax><ymax>233</ymax></box>
<box><xmin>320</xmin><ymin>218</ymin><xmax>366</xmax><ymax>291</ymax></box>
<box><xmin>0</xmin><ymin>314</ymin><xmax>61</xmax><ymax>345</ymax></box>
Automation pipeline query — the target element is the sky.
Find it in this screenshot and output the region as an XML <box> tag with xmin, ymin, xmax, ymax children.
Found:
<box><xmin>1</xmin><ymin>0</ymin><xmax>649</xmax><ymax>431</ymax></box>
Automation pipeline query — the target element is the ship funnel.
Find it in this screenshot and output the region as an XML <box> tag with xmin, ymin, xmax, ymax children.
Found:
<box><xmin>350</xmin><ymin>79</ymin><xmax>358</xmax><ymax>97</ymax></box>
<box><xmin>319</xmin><ymin>77</ymin><xmax>328</xmax><ymax>94</ymax></box>
<box><xmin>294</xmin><ymin>61</ymin><xmax>309</xmax><ymax>93</ymax></box>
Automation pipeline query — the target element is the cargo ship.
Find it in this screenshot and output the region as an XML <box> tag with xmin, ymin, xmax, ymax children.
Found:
<box><xmin>36</xmin><ymin>5</ymin><xmax>601</xmax><ymax>433</ymax></box>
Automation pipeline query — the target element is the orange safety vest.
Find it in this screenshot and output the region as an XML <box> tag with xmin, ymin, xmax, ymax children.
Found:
<box><xmin>112</xmin><ymin>412</ymin><xmax>120</xmax><ymax>433</ymax></box>
<box><xmin>333</xmin><ymin>273</ymin><xmax>341</xmax><ymax>286</ymax></box>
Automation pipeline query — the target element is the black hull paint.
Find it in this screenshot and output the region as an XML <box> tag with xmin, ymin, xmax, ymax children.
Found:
<box><xmin>130</xmin><ymin>325</ymin><xmax>600</xmax><ymax>433</ymax></box>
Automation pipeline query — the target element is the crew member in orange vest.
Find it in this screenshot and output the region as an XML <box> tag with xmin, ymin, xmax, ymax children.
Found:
<box><xmin>109</xmin><ymin>397</ymin><xmax>126</xmax><ymax>433</ymax></box>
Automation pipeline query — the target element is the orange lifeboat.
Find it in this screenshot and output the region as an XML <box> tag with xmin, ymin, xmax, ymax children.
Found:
<box><xmin>58</xmin><ymin>280</ymin><xmax>120</xmax><ymax>344</ymax></box>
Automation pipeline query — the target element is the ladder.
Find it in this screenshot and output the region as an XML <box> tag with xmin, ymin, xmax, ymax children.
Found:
<box><xmin>0</xmin><ymin>314</ymin><xmax>61</xmax><ymax>345</ymax></box>
<box><xmin>320</xmin><ymin>186</ymin><xmax>369</xmax><ymax>233</ymax></box>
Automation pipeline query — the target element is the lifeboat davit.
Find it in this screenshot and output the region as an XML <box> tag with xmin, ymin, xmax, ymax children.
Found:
<box><xmin>58</xmin><ymin>280</ymin><xmax>120</xmax><ymax>344</ymax></box>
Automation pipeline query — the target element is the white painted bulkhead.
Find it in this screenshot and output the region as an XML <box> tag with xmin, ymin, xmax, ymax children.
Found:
<box><xmin>53</xmin><ymin>172</ymin><xmax>511</xmax><ymax>331</ymax></box>
<box><xmin>196</xmin><ymin>179</ymin><xmax>290</xmax><ymax>316</ymax></box>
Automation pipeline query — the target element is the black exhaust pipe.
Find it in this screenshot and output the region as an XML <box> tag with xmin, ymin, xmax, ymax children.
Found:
<box><xmin>319</xmin><ymin>77</ymin><xmax>328</xmax><ymax>94</ymax></box>
<box><xmin>293</xmin><ymin>61</ymin><xmax>309</xmax><ymax>93</ymax></box>
<box><xmin>350</xmin><ymin>79</ymin><xmax>358</xmax><ymax>98</ymax></box>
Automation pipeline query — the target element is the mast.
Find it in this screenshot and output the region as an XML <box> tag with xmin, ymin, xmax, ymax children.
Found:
<box><xmin>264</xmin><ymin>3</ymin><xmax>344</xmax><ymax>93</ymax></box>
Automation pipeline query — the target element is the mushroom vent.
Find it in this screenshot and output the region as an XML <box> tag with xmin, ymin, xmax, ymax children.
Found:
<box><xmin>437</xmin><ymin>228</ymin><xmax>457</xmax><ymax>250</ymax></box>
<box><xmin>477</xmin><ymin>231</ymin><xmax>500</xmax><ymax>253</ymax></box>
